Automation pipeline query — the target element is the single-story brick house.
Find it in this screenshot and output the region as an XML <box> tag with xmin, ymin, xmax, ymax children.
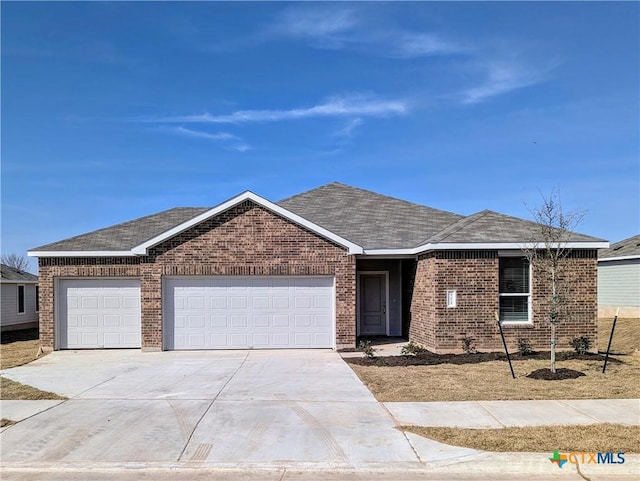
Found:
<box><xmin>29</xmin><ymin>183</ymin><xmax>607</xmax><ymax>353</ymax></box>
<box><xmin>598</xmin><ymin>235</ymin><xmax>640</xmax><ymax>318</ymax></box>
<box><xmin>1</xmin><ymin>263</ymin><xmax>39</xmax><ymax>331</ymax></box>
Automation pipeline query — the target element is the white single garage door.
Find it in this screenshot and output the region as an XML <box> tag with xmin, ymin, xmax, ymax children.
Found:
<box><xmin>58</xmin><ymin>279</ymin><xmax>141</xmax><ymax>349</ymax></box>
<box><xmin>164</xmin><ymin>276</ymin><xmax>334</xmax><ymax>350</ymax></box>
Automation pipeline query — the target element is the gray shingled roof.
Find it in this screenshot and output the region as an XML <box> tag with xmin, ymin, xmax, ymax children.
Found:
<box><xmin>1</xmin><ymin>264</ymin><xmax>38</xmax><ymax>283</ymax></box>
<box><xmin>278</xmin><ymin>183</ymin><xmax>464</xmax><ymax>249</ymax></box>
<box><xmin>31</xmin><ymin>208</ymin><xmax>208</xmax><ymax>252</ymax></box>
<box><xmin>425</xmin><ymin>209</ymin><xmax>603</xmax><ymax>244</ymax></box>
<box><xmin>30</xmin><ymin>182</ymin><xmax>605</xmax><ymax>253</ymax></box>
<box><xmin>599</xmin><ymin>234</ymin><xmax>640</xmax><ymax>259</ymax></box>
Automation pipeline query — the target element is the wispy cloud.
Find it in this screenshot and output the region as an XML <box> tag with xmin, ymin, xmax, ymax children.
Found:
<box><xmin>461</xmin><ymin>61</ymin><xmax>549</xmax><ymax>105</ymax></box>
<box><xmin>390</xmin><ymin>32</ymin><xmax>464</xmax><ymax>58</ymax></box>
<box><xmin>144</xmin><ymin>94</ymin><xmax>407</xmax><ymax>124</ymax></box>
<box><xmin>334</xmin><ymin>118</ymin><xmax>363</xmax><ymax>139</ymax></box>
<box><xmin>160</xmin><ymin>126</ymin><xmax>250</xmax><ymax>152</ymax></box>
<box><xmin>270</xmin><ymin>6</ymin><xmax>466</xmax><ymax>58</ymax></box>
<box><xmin>274</xmin><ymin>7</ymin><xmax>357</xmax><ymax>49</ymax></box>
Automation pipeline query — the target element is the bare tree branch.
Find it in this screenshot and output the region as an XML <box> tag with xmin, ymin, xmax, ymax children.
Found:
<box><xmin>521</xmin><ymin>189</ymin><xmax>585</xmax><ymax>374</ymax></box>
<box><xmin>1</xmin><ymin>253</ymin><xmax>31</xmax><ymax>272</ymax></box>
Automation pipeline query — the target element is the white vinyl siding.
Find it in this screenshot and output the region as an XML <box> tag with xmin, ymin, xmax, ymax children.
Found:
<box><xmin>1</xmin><ymin>283</ymin><xmax>38</xmax><ymax>329</ymax></box>
<box><xmin>598</xmin><ymin>259</ymin><xmax>640</xmax><ymax>307</ymax></box>
<box><xmin>164</xmin><ymin>276</ymin><xmax>335</xmax><ymax>350</ymax></box>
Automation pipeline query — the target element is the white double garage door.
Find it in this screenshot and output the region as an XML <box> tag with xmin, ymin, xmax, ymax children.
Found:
<box><xmin>58</xmin><ymin>276</ymin><xmax>335</xmax><ymax>349</ymax></box>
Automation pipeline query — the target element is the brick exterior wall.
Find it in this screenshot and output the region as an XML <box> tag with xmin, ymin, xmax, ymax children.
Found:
<box><xmin>38</xmin><ymin>201</ymin><xmax>356</xmax><ymax>350</ymax></box>
<box><xmin>409</xmin><ymin>250</ymin><xmax>598</xmax><ymax>353</ymax></box>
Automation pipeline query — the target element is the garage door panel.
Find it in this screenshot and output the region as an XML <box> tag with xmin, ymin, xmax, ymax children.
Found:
<box><xmin>81</xmin><ymin>315</ymin><xmax>99</xmax><ymax>327</ymax></box>
<box><xmin>59</xmin><ymin>279</ymin><xmax>141</xmax><ymax>349</ymax></box>
<box><xmin>82</xmin><ymin>297</ymin><xmax>99</xmax><ymax>309</ymax></box>
<box><xmin>231</xmin><ymin>315</ymin><xmax>248</xmax><ymax>327</ymax></box>
<box><xmin>273</xmin><ymin>315</ymin><xmax>290</xmax><ymax>327</ymax></box>
<box><xmin>253</xmin><ymin>333</ymin><xmax>270</xmax><ymax>346</ymax></box>
<box><xmin>295</xmin><ymin>315</ymin><xmax>311</xmax><ymax>327</ymax></box>
<box><xmin>166</xmin><ymin>276</ymin><xmax>334</xmax><ymax>349</ymax></box>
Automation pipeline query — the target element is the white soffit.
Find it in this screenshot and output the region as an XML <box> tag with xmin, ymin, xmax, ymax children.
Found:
<box><xmin>364</xmin><ymin>241</ymin><xmax>609</xmax><ymax>256</ymax></box>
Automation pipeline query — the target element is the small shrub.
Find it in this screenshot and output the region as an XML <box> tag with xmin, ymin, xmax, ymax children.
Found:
<box><xmin>461</xmin><ymin>337</ymin><xmax>477</xmax><ymax>354</ymax></box>
<box><xmin>517</xmin><ymin>338</ymin><xmax>533</xmax><ymax>356</ymax></box>
<box><xmin>358</xmin><ymin>340</ymin><xmax>376</xmax><ymax>359</ymax></box>
<box><xmin>570</xmin><ymin>336</ymin><xmax>592</xmax><ymax>355</ymax></box>
<box><xmin>401</xmin><ymin>341</ymin><xmax>426</xmax><ymax>356</ymax></box>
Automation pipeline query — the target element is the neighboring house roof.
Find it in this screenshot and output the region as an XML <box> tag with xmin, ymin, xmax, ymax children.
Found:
<box><xmin>599</xmin><ymin>235</ymin><xmax>640</xmax><ymax>261</ymax></box>
<box><xmin>1</xmin><ymin>264</ymin><xmax>38</xmax><ymax>283</ymax></box>
<box><xmin>28</xmin><ymin>182</ymin><xmax>608</xmax><ymax>257</ymax></box>
<box><xmin>278</xmin><ymin>182</ymin><xmax>464</xmax><ymax>249</ymax></box>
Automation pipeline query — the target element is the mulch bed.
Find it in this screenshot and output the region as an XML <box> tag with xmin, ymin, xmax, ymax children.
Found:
<box><xmin>526</xmin><ymin>368</ymin><xmax>586</xmax><ymax>380</ymax></box>
<box><xmin>344</xmin><ymin>350</ymin><xmax>618</xmax><ymax>367</ymax></box>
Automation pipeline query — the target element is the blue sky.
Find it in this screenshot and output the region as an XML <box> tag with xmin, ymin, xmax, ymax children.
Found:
<box><xmin>2</xmin><ymin>1</ymin><xmax>638</xmax><ymax>272</ymax></box>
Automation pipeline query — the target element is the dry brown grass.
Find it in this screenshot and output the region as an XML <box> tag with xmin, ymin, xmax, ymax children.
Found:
<box><xmin>348</xmin><ymin>318</ymin><xmax>640</xmax><ymax>402</ymax></box>
<box><xmin>350</xmin><ymin>356</ymin><xmax>640</xmax><ymax>401</ymax></box>
<box><xmin>1</xmin><ymin>418</ymin><xmax>16</xmax><ymax>428</ymax></box>
<box><xmin>598</xmin><ymin>318</ymin><xmax>639</xmax><ymax>354</ymax></box>
<box><xmin>0</xmin><ymin>328</ymin><xmax>43</xmax><ymax>370</ymax></box>
<box><xmin>402</xmin><ymin>424</ymin><xmax>640</xmax><ymax>453</ymax></box>
<box><xmin>1</xmin><ymin>329</ymin><xmax>65</xmax><ymax>400</ymax></box>
<box><xmin>0</xmin><ymin>377</ymin><xmax>65</xmax><ymax>400</ymax></box>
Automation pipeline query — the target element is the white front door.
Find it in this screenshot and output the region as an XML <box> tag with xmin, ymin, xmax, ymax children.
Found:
<box><xmin>164</xmin><ymin>276</ymin><xmax>334</xmax><ymax>350</ymax></box>
<box><xmin>58</xmin><ymin>279</ymin><xmax>141</xmax><ymax>349</ymax></box>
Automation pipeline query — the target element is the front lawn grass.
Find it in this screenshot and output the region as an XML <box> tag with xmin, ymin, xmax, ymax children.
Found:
<box><xmin>346</xmin><ymin>318</ymin><xmax>640</xmax><ymax>402</ymax></box>
<box><xmin>1</xmin><ymin>329</ymin><xmax>65</xmax><ymax>400</ymax></box>
<box><xmin>0</xmin><ymin>377</ymin><xmax>65</xmax><ymax>400</ymax></box>
<box><xmin>598</xmin><ymin>318</ymin><xmax>639</xmax><ymax>354</ymax></box>
<box><xmin>402</xmin><ymin>423</ymin><xmax>640</xmax><ymax>453</ymax></box>
<box><xmin>1</xmin><ymin>328</ymin><xmax>42</xmax><ymax>370</ymax></box>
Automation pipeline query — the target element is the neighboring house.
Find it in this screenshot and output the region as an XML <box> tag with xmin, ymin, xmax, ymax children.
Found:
<box><xmin>598</xmin><ymin>235</ymin><xmax>640</xmax><ymax>318</ymax></box>
<box><xmin>28</xmin><ymin>183</ymin><xmax>607</xmax><ymax>353</ymax></box>
<box><xmin>1</xmin><ymin>263</ymin><xmax>39</xmax><ymax>331</ymax></box>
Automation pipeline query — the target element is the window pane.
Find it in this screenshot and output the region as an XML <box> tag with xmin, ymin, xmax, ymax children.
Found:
<box><xmin>500</xmin><ymin>296</ymin><xmax>528</xmax><ymax>322</ymax></box>
<box><xmin>35</xmin><ymin>286</ymin><xmax>40</xmax><ymax>312</ymax></box>
<box><xmin>18</xmin><ymin>285</ymin><xmax>25</xmax><ymax>314</ymax></box>
<box><xmin>499</xmin><ymin>258</ymin><xmax>530</xmax><ymax>293</ymax></box>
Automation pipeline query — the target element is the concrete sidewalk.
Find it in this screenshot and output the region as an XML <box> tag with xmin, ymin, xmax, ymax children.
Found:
<box><xmin>385</xmin><ymin>399</ymin><xmax>640</xmax><ymax>428</ymax></box>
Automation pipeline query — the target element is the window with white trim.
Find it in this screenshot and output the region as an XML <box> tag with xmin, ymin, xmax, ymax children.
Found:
<box><xmin>17</xmin><ymin>285</ymin><xmax>25</xmax><ymax>314</ymax></box>
<box><xmin>499</xmin><ymin>257</ymin><xmax>530</xmax><ymax>322</ymax></box>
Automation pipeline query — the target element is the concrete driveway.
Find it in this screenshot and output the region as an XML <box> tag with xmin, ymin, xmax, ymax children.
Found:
<box><xmin>0</xmin><ymin>350</ymin><xmax>475</xmax><ymax>469</ymax></box>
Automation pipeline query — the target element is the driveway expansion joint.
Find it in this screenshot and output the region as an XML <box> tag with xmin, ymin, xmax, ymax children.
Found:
<box><xmin>476</xmin><ymin>401</ymin><xmax>507</xmax><ymax>428</ymax></box>
<box><xmin>176</xmin><ymin>351</ymin><xmax>250</xmax><ymax>462</ymax></box>
<box><xmin>557</xmin><ymin>399</ymin><xmax>602</xmax><ymax>424</ymax></box>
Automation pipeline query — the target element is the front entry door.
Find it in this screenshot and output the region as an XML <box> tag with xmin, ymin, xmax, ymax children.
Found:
<box><xmin>359</xmin><ymin>273</ymin><xmax>387</xmax><ymax>335</ymax></box>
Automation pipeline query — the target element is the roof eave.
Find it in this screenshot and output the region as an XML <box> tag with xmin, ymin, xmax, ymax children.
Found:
<box><xmin>599</xmin><ymin>255</ymin><xmax>640</xmax><ymax>262</ymax></box>
<box><xmin>363</xmin><ymin>241</ymin><xmax>609</xmax><ymax>256</ymax></box>
<box><xmin>28</xmin><ymin>250</ymin><xmax>136</xmax><ymax>258</ymax></box>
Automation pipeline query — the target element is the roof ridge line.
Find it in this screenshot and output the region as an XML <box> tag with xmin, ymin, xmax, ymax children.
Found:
<box><xmin>419</xmin><ymin>209</ymin><xmax>491</xmax><ymax>245</ymax></box>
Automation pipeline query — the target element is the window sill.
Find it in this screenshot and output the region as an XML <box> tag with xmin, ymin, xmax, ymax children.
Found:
<box><xmin>500</xmin><ymin>320</ymin><xmax>533</xmax><ymax>327</ymax></box>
